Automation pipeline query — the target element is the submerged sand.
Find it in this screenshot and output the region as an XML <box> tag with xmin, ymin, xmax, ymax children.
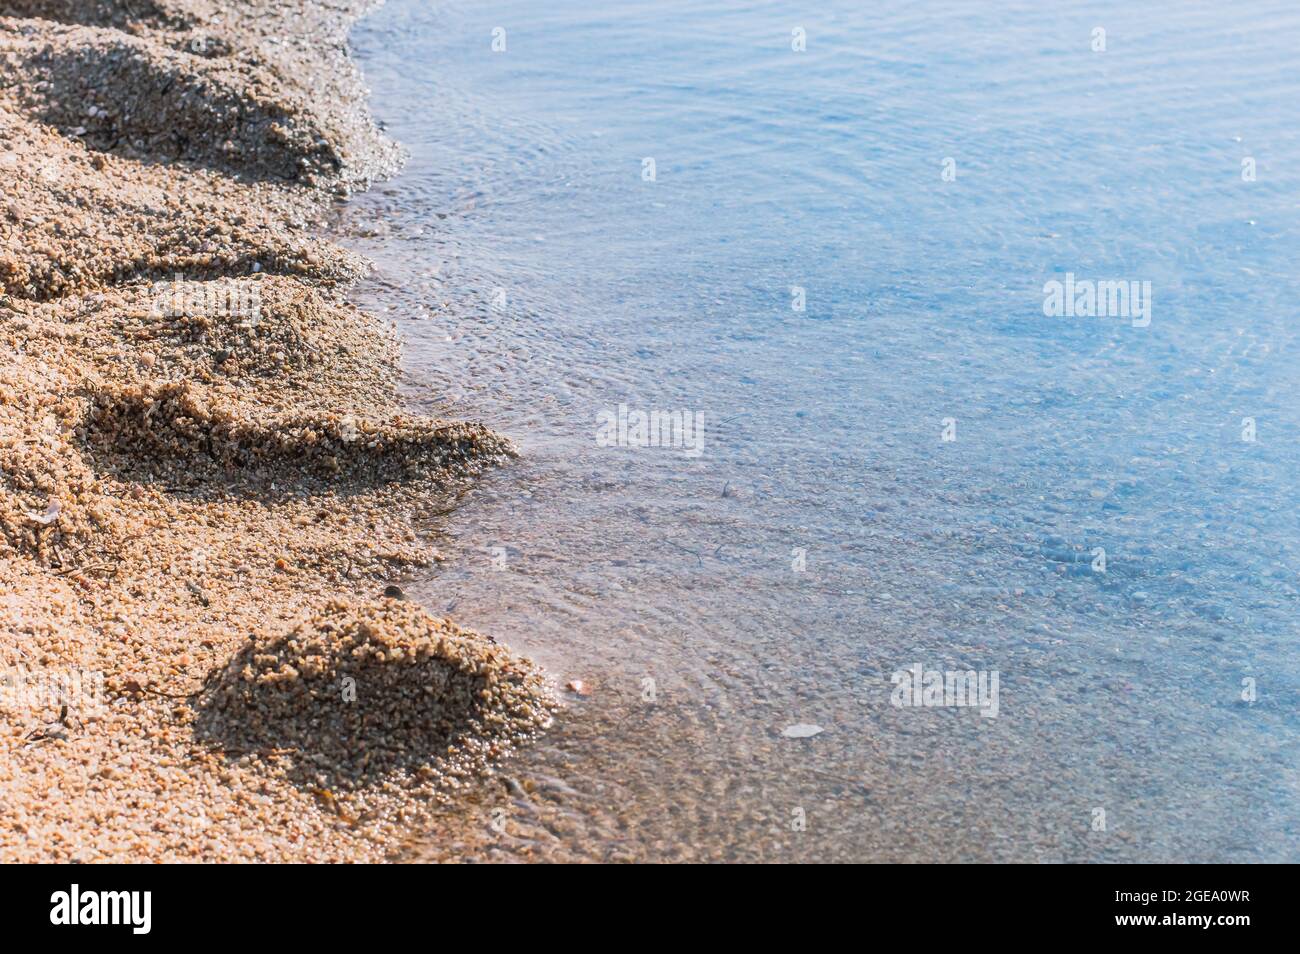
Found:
<box><xmin>0</xmin><ymin>0</ymin><xmax>554</xmax><ymax>862</ymax></box>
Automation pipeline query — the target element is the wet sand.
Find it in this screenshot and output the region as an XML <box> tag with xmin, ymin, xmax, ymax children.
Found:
<box><xmin>0</xmin><ymin>0</ymin><xmax>552</xmax><ymax>862</ymax></box>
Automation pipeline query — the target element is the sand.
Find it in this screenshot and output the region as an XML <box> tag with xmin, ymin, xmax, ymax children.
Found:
<box><xmin>0</xmin><ymin>0</ymin><xmax>554</xmax><ymax>862</ymax></box>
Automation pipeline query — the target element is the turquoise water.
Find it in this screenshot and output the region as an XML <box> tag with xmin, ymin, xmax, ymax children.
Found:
<box><xmin>346</xmin><ymin>0</ymin><xmax>1300</xmax><ymax>861</ymax></box>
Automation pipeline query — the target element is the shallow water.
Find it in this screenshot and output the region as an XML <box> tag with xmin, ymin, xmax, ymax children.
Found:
<box><xmin>343</xmin><ymin>0</ymin><xmax>1300</xmax><ymax>861</ymax></box>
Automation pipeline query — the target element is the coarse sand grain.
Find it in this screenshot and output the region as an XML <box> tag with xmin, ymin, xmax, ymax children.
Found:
<box><xmin>0</xmin><ymin>0</ymin><xmax>555</xmax><ymax>863</ymax></box>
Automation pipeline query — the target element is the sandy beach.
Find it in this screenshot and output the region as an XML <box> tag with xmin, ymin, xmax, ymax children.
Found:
<box><xmin>0</xmin><ymin>0</ymin><xmax>552</xmax><ymax>862</ymax></box>
<box><xmin>4</xmin><ymin>0</ymin><xmax>1297</xmax><ymax>872</ymax></box>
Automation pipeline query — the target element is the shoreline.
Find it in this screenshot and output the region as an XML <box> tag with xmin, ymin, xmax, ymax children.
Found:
<box><xmin>0</xmin><ymin>0</ymin><xmax>553</xmax><ymax>862</ymax></box>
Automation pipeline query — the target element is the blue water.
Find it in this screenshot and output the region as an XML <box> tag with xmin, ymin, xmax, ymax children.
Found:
<box><xmin>346</xmin><ymin>0</ymin><xmax>1300</xmax><ymax>861</ymax></box>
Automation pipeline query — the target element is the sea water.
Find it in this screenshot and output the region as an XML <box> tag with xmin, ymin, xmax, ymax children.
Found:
<box><xmin>344</xmin><ymin>0</ymin><xmax>1300</xmax><ymax>861</ymax></box>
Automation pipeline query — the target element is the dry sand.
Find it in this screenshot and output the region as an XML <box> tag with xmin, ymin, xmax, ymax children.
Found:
<box><xmin>0</xmin><ymin>0</ymin><xmax>554</xmax><ymax>862</ymax></box>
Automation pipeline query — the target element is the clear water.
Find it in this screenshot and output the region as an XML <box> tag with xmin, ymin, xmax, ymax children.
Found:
<box><xmin>343</xmin><ymin>0</ymin><xmax>1300</xmax><ymax>861</ymax></box>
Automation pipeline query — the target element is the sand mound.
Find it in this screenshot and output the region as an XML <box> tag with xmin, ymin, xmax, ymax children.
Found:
<box><xmin>0</xmin><ymin>103</ymin><xmax>363</xmax><ymax>301</ymax></box>
<box><xmin>0</xmin><ymin>1</ymin><xmax>194</xmax><ymax>31</ymax></box>
<box><xmin>195</xmin><ymin>599</ymin><xmax>554</xmax><ymax>789</ymax></box>
<box><xmin>81</xmin><ymin>380</ymin><xmax>514</xmax><ymax>485</ymax></box>
<box><xmin>17</xmin><ymin>276</ymin><xmax>399</xmax><ymax>410</ymax></box>
<box><xmin>0</xmin><ymin>19</ymin><xmax>345</xmax><ymax>183</ymax></box>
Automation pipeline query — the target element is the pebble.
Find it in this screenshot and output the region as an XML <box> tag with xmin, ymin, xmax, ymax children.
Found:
<box><xmin>782</xmin><ymin>724</ymin><xmax>824</xmax><ymax>739</ymax></box>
